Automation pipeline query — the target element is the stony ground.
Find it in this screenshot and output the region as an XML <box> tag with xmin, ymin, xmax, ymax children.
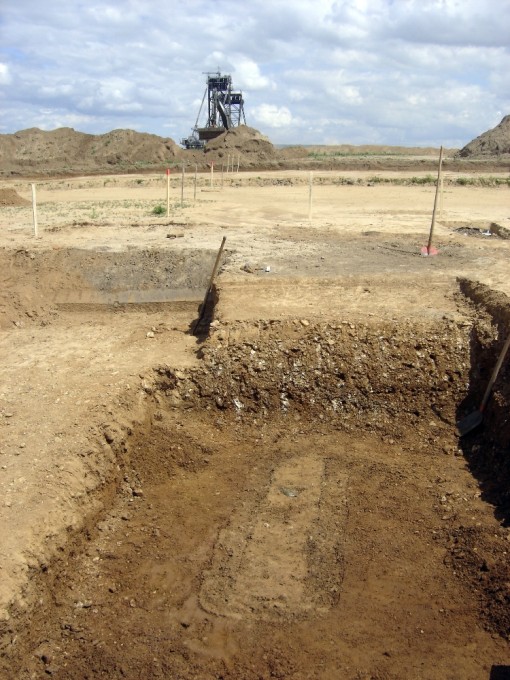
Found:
<box><xmin>1</xmin><ymin>168</ymin><xmax>510</xmax><ymax>679</ymax></box>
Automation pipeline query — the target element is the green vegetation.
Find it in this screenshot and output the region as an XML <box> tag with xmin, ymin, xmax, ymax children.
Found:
<box><xmin>410</xmin><ymin>174</ymin><xmax>436</xmax><ymax>185</ymax></box>
<box><xmin>453</xmin><ymin>176</ymin><xmax>510</xmax><ymax>187</ymax></box>
<box><xmin>357</xmin><ymin>175</ymin><xmax>509</xmax><ymax>187</ymax></box>
<box><xmin>152</xmin><ymin>204</ymin><xmax>166</xmax><ymax>215</ymax></box>
<box><xmin>307</xmin><ymin>150</ymin><xmax>408</xmax><ymax>159</ymax></box>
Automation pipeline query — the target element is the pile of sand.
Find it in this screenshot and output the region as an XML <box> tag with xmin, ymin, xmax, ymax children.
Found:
<box><xmin>1</xmin><ymin>121</ymin><xmax>508</xmax><ymax>177</ymax></box>
<box><xmin>0</xmin><ymin>188</ymin><xmax>30</xmax><ymax>206</ymax></box>
<box><xmin>0</xmin><ymin>125</ymin><xmax>283</xmax><ymax>176</ymax></box>
<box><xmin>457</xmin><ymin>115</ymin><xmax>510</xmax><ymax>158</ymax></box>
<box><xmin>203</xmin><ymin>125</ymin><xmax>281</xmax><ymax>166</ymax></box>
<box><xmin>0</xmin><ymin>127</ymin><xmax>182</xmax><ymax>177</ymax></box>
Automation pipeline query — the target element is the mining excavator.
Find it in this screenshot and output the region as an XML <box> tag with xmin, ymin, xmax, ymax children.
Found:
<box><xmin>181</xmin><ymin>71</ymin><xmax>246</xmax><ymax>149</ymax></box>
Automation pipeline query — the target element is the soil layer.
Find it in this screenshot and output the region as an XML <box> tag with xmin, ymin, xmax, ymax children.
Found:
<box><xmin>1</xmin><ymin>169</ymin><xmax>510</xmax><ymax>679</ymax></box>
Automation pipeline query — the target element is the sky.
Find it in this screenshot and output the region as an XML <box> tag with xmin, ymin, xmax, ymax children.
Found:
<box><xmin>1</xmin><ymin>0</ymin><xmax>509</xmax><ymax>148</ymax></box>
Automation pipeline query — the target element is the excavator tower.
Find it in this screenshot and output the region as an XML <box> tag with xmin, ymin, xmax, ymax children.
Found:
<box><xmin>181</xmin><ymin>71</ymin><xmax>246</xmax><ymax>149</ymax></box>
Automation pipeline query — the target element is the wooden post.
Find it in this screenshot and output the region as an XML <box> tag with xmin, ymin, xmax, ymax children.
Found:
<box><xmin>308</xmin><ymin>172</ymin><xmax>313</xmax><ymax>220</ymax></box>
<box><xmin>181</xmin><ymin>164</ymin><xmax>185</xmax><ymax>207</ymax></box>
<box><xmin>166</xmin><ymin>168</ymin><xmax>170</xmax><ymax>217</ymax></box>
<box><xmin>226</xmin><ymin>154</ymin><xmax>230</xmax><ymax>174</ymax></box>
<box><xmin>194</xmin><ymin>164</ymin><xmax>197</xmax><ymax>203</ymax></box>
<box><xmin>221</xmin><ymin>162</ymin><xmax>224</xmax><ymax>188</ymax></box>
<box><xmin>210</xmin><ymin>162</ymin><xmax>214</xmax><ymax>188</ymax></box>
<box><xmin>31</xmin><ymin>183</ymin><xmax>39</xmax><ymax>237</ymax></box>
<box><xmin>425</xmin><ymin>146</ymin><xmax>443</xmax><ymax>255</ymax></box>
<box><xmin>237</xmin><ymin>154</ymin><xmax>240</xmax><ymax>173</ymax></box>
<box><xmin>193</xmin><ymin>236</ymin><xmax>227</xmax><ymax>333</ymax></box>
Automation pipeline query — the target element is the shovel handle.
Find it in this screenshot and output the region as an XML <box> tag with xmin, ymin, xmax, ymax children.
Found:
<box><xmin>480</xmin><ymin>331</ymin><xmax>510</xmax><ymax>412</ymax></box>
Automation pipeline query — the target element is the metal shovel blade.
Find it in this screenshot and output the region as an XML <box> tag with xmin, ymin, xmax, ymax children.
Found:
<box><xmin>457</xmin><ymin>331</ymin><xmax>510</xmax><ymax>438</ymax></box>
<box><xmin>457</xmin><ymin>410</ymin><xmax>484</xmax><ymax>437</ymax></box>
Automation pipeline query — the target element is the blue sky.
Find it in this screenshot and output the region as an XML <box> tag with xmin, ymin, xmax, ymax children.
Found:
<box><xmin>1</xmin><ymin>0</ymin><xmax>509</xmax><ymax>147</ymax></box>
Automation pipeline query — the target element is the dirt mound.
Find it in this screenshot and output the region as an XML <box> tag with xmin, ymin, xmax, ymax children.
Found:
<box><xmin>2</xmin><ymin>123</ymin><xmax>509</xmax><ymax>176</ymax></box>
<box><xmin>203</xmin><ymin>125</ymin><xmax>280</xmax><ymax>166</ymax></box>
<box><xmin>0</xmin><ymin>188</ymin><xmax>30</xmax><ymax>206</ymax></box>
<box><xmin>457</xmin><ymin>115</ymin><xmax>510</xmax><ymax>158</ymax></box>
<box><xmin>0</xmin><ymin>127</ymin><xmax>182</xmax><ymax>177</ymax></box>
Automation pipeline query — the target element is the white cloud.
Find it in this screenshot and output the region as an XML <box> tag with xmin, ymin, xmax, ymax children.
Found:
<box><xmin>0</xmin><ymin>0</ymin><xmax>509</xmax><ymax>146</ymax></box>
<box><xmin>252</xmin><ymin>104</ymin><xmax>295</xmax><ymax>129</ymax></box>
<box><xmin>0</xmin><ymin>63</ymin><xmax>12</xmax><ymax>85</ymax></box>
<box><xmin>233</xmin><ymin>57</ymin><xmax>272</xmax><ymax>91</ymax></box>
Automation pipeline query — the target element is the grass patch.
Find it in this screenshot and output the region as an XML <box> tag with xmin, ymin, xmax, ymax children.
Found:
<box><xmin>307</xmin><ymin>151</ymin><xmax>409</xmax><ymax>159</ymax></box>
<box><xmin>454</xmin><ymin>176</ymin><xmax>510</xmax><ymax>187</ymax></box>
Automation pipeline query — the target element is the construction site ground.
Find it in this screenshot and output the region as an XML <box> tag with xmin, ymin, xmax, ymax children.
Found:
<box><xmin>1</xmin><ymin>168</ymin><xmax>510</xmax><ymax>679</ymax></box>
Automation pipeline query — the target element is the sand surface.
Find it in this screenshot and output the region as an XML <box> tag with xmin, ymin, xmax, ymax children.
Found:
<box><xmin>1</xmin><ymin>168</ymin><xmax>510</xmax><ymax>678</ymax></box>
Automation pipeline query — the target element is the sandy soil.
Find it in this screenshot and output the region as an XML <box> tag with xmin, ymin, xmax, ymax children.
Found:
<box><xmin>1</xmin><ymin>169</ymin><xmax>510</xmax><ymax>679</ymax></box>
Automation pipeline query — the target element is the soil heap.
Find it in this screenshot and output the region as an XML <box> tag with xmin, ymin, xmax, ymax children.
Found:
<box><xmin>0</xmin><ymin>127</ymin><xmax>182</xmax><ymax>177</ymax></box>
<box><xmin>0</xmin><ymin>188</ymin><xmax>30</xmax><ymax>206</ymax></box>
<box><xmin>457</xmin><ymin>115</ymin><xmax>510</xmax><ymax>158</ymax></box>
<box><xmin>203</xmin><ymin>125</ymin><xmax>280</xmax><ymax>167</ymax></box>
<box><xmin>1</xmin><ymin>122</ymin><xmax>508</xmax><ymax>177</ymax></box>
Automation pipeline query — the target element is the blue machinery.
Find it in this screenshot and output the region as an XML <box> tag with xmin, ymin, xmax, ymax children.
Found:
<box><xmin>181</xmin><ymin>72</ymin><xmax>246</xmax><ymax>149</ymax></box>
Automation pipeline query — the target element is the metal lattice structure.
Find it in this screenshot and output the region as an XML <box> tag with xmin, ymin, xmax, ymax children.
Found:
<box><xmin>181</xmin><ymin>71</ymin><xmax>246</xmax><ymax>149</ymax></box>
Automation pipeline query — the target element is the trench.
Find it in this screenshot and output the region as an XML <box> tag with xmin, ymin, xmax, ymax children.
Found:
<box><xmin>0</xmin><ymin>246</ymin><xmax>221</xmax><ymax>329</ymax></box>
<box><xmin>3</xmin><ymin>273</ymin><xmax>510</xmax><ymax>678</ymax></box>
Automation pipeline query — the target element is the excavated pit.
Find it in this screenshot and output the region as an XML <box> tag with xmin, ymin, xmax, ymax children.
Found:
<box><xmin>0</xmin><ymin>246</ymin><xmax>220</xmax><ymax>329</ymax></box>
<box><xmin>4</xmin><ymin>289</ymin><xmax>510</xmax><ymax>678</ymax></box>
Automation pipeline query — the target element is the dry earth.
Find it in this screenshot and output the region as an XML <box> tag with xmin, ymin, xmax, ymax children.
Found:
<box><xmin>458</xmin><ymin>115</ymin><xmax>510</xmax><ymax>158</ymax></box>
<box><xmin>1</xmin><ymin>165</ymin><xmax>510</xmax><ymax>679</ymax></box>
<box><xmin>2</xmin><ymin>123</ymin><xmax>510</xmax><ymax>178</ymax></box>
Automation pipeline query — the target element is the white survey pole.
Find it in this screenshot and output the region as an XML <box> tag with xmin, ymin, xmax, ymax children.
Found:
<box><xmin>308</xmin><ymin>172</ymin><xmax>313</xmax><ymax>220</ymax></box>
<box><xmin>31</xmin><ymin>183</ymin><xmax>39</xmax><ymax>237</ymax></box>
<box><xmin>166</xmin><ymin>168</ymin><xmax>170</xmax><ymax>217</ymax></box>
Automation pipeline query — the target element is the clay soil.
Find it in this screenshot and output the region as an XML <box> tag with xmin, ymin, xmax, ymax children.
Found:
<box><xmin>1</xmin><ymin>168</ymin><xmax>510</xmax><ymax>679</ymax></box>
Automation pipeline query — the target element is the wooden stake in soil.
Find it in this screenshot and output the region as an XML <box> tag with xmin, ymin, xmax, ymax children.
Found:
<box><xmin>31</xmin><ymin>183</ymin><xmax>39</xmax><ymax>237</ymax></box>
<box><xmin>308</xmin><ymin>172</ymin><xmax>313</xmax><ymax>220</ymax></box>
<box><xmin>193</xmin><ymin>236</ymin><xmax>227</xmax><ymax>333</ymax></box>
<box><xmin>221</xmin><ymin>162</ymin><xmax>224</xmax><ymax>188</ymax></box>
<box><xmin>236</xmin><ymin>154</ymin><xmax>240</xmax><ymax>173</ymax></box>
<box><xmin>422</xmin><ymin>146</ymin><xmax>443</xmax><ymax>256</ymax></box>
<box><xmin>210</xmin><ymin>162</ymin><xmax>214</xmax><ymax>189</ymax></box>
<box><xmin>166</xmin><ymin>168</ymin><xmax>171</xmax><ymax>217</ymax></box>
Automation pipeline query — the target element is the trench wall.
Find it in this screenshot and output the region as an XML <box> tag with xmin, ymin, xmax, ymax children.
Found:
<box><xmin>151</xmin><ymin>317</ymin><xmax>471</xmax><ymax>443</ymax></box>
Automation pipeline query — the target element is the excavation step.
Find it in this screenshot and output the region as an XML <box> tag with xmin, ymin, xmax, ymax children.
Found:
<box><xmin>54</xmin><ymin>287</ymin><xmax>204</xmax><ymax>308</ymax></box>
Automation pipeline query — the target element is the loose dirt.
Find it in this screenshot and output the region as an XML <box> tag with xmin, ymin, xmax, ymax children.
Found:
<box><xmin>0</xmin><ymin>189</ymin><xmax>30</xmax><ymax>207</ymax></box>
<box><xmin>3</xmin><ymin>124</ymin><xmax>510</xmax><ymax>178</ymax></box>
<box><xmin>1</xmin><ymin>168</ymin><xmax>510</xmax><ymax>679</ymax></box>
<box><xmin>458</xmin><ymin>115</ymin><xmax>510</xmax><ymax>158</ymax></box>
